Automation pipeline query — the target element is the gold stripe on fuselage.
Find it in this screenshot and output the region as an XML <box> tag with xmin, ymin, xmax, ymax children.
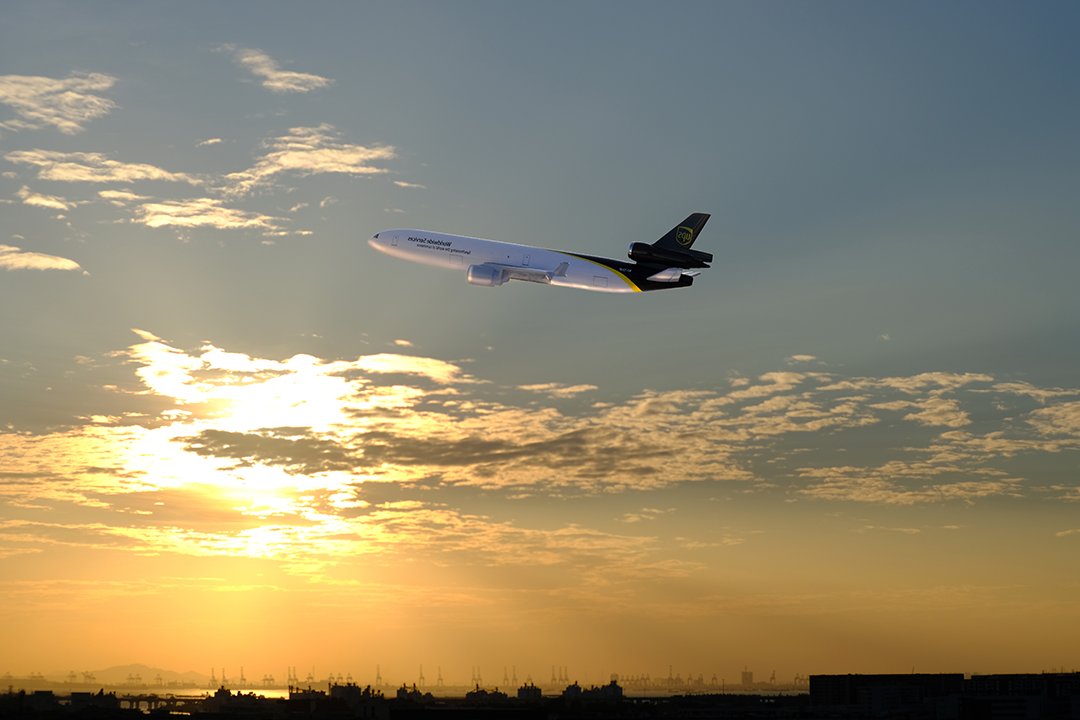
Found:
<box><xmin>557</xmin><ymin>252</ymin><xmax>642</xmax><ymax>292</ymax></box>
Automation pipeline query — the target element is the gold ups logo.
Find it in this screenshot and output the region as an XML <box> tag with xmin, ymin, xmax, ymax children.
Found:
<box><xmin>675</xmin><ymin>226</ymin><xmax>694</xmax><ymax>246</ymax></box>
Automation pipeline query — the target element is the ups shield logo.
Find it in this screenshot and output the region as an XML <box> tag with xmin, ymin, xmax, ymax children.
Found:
<box><xmin>675</xmin><ymin>226</ymin><xmax>694</xmax><ymax>246</ymax></box>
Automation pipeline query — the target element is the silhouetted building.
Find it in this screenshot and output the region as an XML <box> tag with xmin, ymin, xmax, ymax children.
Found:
<box><xmin>811</xmin><ymin>673</ymin><xmax>964</xmax><ymax>716</ymax></box>
<box><xmin>464</xmin><ymin>684</ymin><xmax>509</xmax><ymax>705</ymax></box>
<box><xmin>69</xmin><ymin>690</ymin><xmax>120</xmax><ymax>711</ymax></box>
<box><xmin>23</xmin><ymin>690</ymin><xmax>60</xmax><ymax>713</ymax></box>
<box><xmin>516</xmin><ymin>682</ymin><xmax>542</xmax><ymax>703</ymax></box>
<box><xmin>964</xmin><ymin>673</ymin><xmax>1080</xmax><ymax>720</ymax></box>
<box><xmin>581</xmin><ymin>680</ymin><xmax>623</xmax><ymax>705</ymax></box>
<box><xmin>331</xmin><ymin>682</ymin><xmax>389</xmax><ymax>719</ymax></box>
<box><xmin>560</xmin><ymin>680</ymin><xmax>623</xmax><ymax>707</ymax></box>
<box><xmin>201</xmin><ymin>686</ymin><xmax>266</xmax><ymax>714</ymax></box>
<box><xmin>810</xmin><ymin>673</ymin><xmax>1080</xmax><ymax>719</ymax></box>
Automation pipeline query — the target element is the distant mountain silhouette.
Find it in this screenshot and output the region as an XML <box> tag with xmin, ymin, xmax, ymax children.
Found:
<box><xmin>76</xmin><ymin>664</ymin><xmax>206</xmax><ymax>685</ymax></box>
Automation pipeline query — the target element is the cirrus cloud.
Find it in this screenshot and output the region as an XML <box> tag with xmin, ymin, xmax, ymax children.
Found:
<box><xmin>223</xmin><ymin>125</ymin><xmax>395</xmax><ymax>196</ymax></box>
<box><xmin>16</xmin><ymin>185</ymin><xmax>73</xmax><ymax>211</ymax></box>
<box><xmin>130</xmin><ymin>197</ymin><xmax>281</xmax><ymax>231</ymax></box>
<box><xmin>5</xmin><ymin>149</ymin><xmax>200</xmax><ymax>185</ymax></box>
<box><xmin>0</xmin><ymin>72</ymin><xmax>116</xmax><ymax>134</ymax></box>
<box><xmin>222</xmin><ymin>45</ymin><xmax>333</xmax><ymax>94</ymax></box>
<box><xmin>0</xmin><ymin>244</ymin><xmax>82</xmax><ymax>272</ymax></box>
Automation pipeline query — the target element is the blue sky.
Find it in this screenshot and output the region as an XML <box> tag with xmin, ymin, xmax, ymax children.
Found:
<box><xmin>2</xmin><ymin>1</ymin><xmax>1079</xmax><ymax>683</ymax></box>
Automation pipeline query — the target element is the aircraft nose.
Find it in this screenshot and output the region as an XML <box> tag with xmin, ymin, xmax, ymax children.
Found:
<box><xmin>368</xmin><ymin>232</ymin><xmax>382</xmax><ymax>248</ymax></box>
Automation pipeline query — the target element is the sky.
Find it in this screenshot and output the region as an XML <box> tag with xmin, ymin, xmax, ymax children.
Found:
<box><xmin>2</xmin><ymin>0</ymin><xmax>1080</xmax><ymax>686</ymax></box>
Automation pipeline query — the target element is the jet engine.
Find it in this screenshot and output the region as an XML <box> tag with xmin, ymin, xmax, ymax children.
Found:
<box><xmin>627</xmin><ymin>242</ymin><xmax>712</xmax><ymax>269</ymax></box>
<box><xmin>467</xmin><ymin>263</ymin><xmax>508</xmax><ymax>287</ymax></box>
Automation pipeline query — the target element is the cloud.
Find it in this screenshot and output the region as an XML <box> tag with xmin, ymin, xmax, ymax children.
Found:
<box><xmin>799</xmin><ymin>474</ymin><xmax>1024</xmax><ymax>505</ymax></box>
<box><xmin>1053</xmin><ymin>486</ymin><xmax>1080</xmax><ymax>502</ymax></box>
<box><xmin>350</xmin><ymin>353</ymin><xmax>470</xmax><ymax>384</ymax></box>
<box><xmin>6</xmin><ymin>331</ymin><xmax>1080</xmax><ymax>535</ymax></box>
<box><xmin>130</xmin><ymin>197</ymin><xmax>281</xmax><ymax>231</ymax></box>
<box><xmin>786</xmin><ymin>354</ymin><xmax>817</xmax><ymax>364</ymax></box>
<box><xmin>621</xmin><ymin>507</ymin><xmax>673</xmax><ymax>524</ymax></box>
<box><xmin>223</xmin><ymin>46</ymin><xmax>333</xmax><ymax>94</ymax></box>
<box><xmin>1028</xmin><ymin>401</ymin><xmax>1080</xmax><ymax>437</ymax></box>
<box><xmin>821</xmin><ymin>372</ymin><xmax>993</xmax><ymax>395</ymax></box>
<box><xmin>902</xmin><ymin>396</ymin><xmax>971</xmax><ymax>428</ymax></box>
<box><xmin>97</xmin><ymin>189</ymin><xmax>150</xmax><ymax>206</ymax></box>
<box><xmin>179</xmin><ymin>429</ymin><xmax>355</xmax><ymax>476</ymax></box>
<box><xmin>223</xmin><ymin>125</ymin><xmax>395</xmax><ymax>196</ymax></box>
<box><xmin>392</xmin><ymin>339</ymin><xmax>414</xmax><ymax>348</ymax></box>
<box><xmin>1055</xmin><ymin>528</ymin><xmax>1080</xmax><ymax>537</ymax></box>
<box><xmin>5</xmin><ymin>149</ymin><xmax>200</xmax><ymax>184</ymax></box>
<box><xmin>518</xmin><ymin>383</ymin><xmax>599</xmax><ymax>398</ymax></box>
<box><xmin>16</xmin><ymin>185</ymin><xmax>73</xmax><ymax>211</ymax></box>
<box><xmin>0</xmin><ymin>72</ymin><xmax>116</xmax><ymax>134</ymax></box>
<box><xmin>0</xmin><ymin>244</ymin><xmax>82</xmax><ymax>272</ymax></box>
<box><xmin>393</xmin><ymin>180</ymin><xmax>427</xmax><ymax>190</ymax></box>
<box><xmin>992</xmin><ymin>382</ymin><xmax>1080</xmax><ymax>403</ymax></box>
<box><xmin>860</xmin><ymin>525</ymin><xmax>922</xmax><ymax>534</ymax></box>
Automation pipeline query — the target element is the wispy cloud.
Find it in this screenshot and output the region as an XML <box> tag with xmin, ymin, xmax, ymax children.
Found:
<box><xmin>0</xmin><ymin>244</ymin><xmax>82</xmax><ymax>272</ymax></box>
<box><xmin>196</xmin><ymin>137</ymin><xmax>223</xmax><ymax>147</ymax></box>
<box><xmin>4</xmin><ymin>333</ymin><xmax>1080</xmax><ymax>593</ymax></box>
<box><xmin>786</xmin><ymin>354</ymin><xmax>817</xmax><ymax>364</ymax></box>
<box><xmin>0</xmin><ymin>72</ymin><xmax>116</xmax><ymax>134</ymax></box>
<box><xmin>97</xmin><ymin>189</ymin><xmax>149</xmax><ymax>206</ymax></box>
<box><xmin>799</xmin><ymin>473</ymin><xmax>1024</xmax><ymax>505</ymax></box>
<box><xmin>821</xmin><ymin>371</ymin><xmax>994</xmax><ymax>396</ymax></box>
<box><xmin>393</xmin><ymin>180</ymin><xmax>427</xmax><ymax>190</ymax></box>
<box><xmin>130</xmin><ymin>198</ymin><xmax>281</xmax><ymax>231</ymax></box>
<box><xmin>5</xmin><ymin>149</ymin><xmax>200</xmax><ymax>184</ymax></box>
<box><xmin>5</xmin><ymin>333</ymin><xmax>1080</xmax><ymax>560</ymax></box>
<box><xmin>16</xmin><ymin>185</ymin><xmax>73</xmax><ymax>211</ymax></box>
<box><xmin>1028</xmin><ymin>401</ymin><xmax>1080</xmax><ymax>437</ymax></box>
<box><xmin>222</xmin><ymin>45</ymin><xmax>333</xmax><ymax>94</ymax></box>
<box><xmin>621</xmin><ymin>507</ymin><xmax>673</xmax><ymax>524</ymax></box>
<box><xmin>223</xmin><ymin>125</ymin><xmax>395</xmax><ymax>196</ymax></box>
<box><xmin>902</xmin><ymin>396</ymin><xmax>971</xmax><ymax>428</ymax></box>
<box><xmin>992</xmin><ymin>382</ymin><xmax>1080</xmax><ymax>403</ymax></box>
<box><xmin>350</xmin><ymin>353</ymin><xmax>470</xmax><ymax>384</ymax></box>
<box><xmin>518</xmin><ymin>383</ymin><xmax>598</xmax><ymax>398</ymax></box>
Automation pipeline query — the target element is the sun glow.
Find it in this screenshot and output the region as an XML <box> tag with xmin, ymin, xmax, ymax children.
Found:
<box><xmin>11</xmin><ymin>332</ymin><xmax>467</xmax><ymax>564</ymax></box>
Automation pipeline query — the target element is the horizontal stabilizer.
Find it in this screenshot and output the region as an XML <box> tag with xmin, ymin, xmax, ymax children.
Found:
<box><xmin>646</xmin><ymin>267</ymin><xmax>685</xmax><ymax>283</ymax></box>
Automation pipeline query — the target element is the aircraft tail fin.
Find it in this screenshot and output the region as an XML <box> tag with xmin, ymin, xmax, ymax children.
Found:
<box><xmin>654</xmin><ymin>213</ymin><xmax>711</xmax><ymax>252</ymax></box>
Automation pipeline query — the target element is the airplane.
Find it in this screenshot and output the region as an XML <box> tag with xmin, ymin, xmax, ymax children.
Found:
<box><xmin>369</xmin><ymin>213</ymin><xmax>712</xmax><ymax>293</ymax></box>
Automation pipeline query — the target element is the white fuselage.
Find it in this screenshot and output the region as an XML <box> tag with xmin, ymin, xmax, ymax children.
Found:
<box><xmin>368</xmin><ymin>229</ymin><xmax>643</xmax><ymax>293</ymax></box>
